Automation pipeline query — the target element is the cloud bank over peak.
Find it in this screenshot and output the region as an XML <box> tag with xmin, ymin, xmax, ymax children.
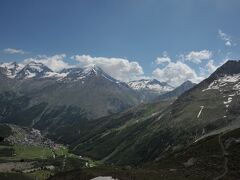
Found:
<box><xmin>23</xmin><ymin>54</ymin><xmax>70</xmax><ymax>71</ymax></box>
<box><xmin>153</xmin><ymin>60</ymin><xmax>202</xmax><ymax>87</ymax></box>
<box><xmin>2</xmin><ymin>47</ymin><xmax>228</xmax><ymax>86</ymax></box>
<box><xmin>17</xmin><ymin>54</ymin><xmax>144</xmax><ymax>82</ymax></box>
<box><xmin>19</xmin><ymin>51</ymin><xmax>220</xmax><ymax>86</ymax></box>
<box><xmin>72</xmin><ymin>55</ymin><xmax>144</xmax><ymax>82</ymax></box>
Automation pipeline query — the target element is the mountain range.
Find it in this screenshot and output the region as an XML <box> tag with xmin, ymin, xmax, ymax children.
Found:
<box><xmin>0</xmin><ymin>61</ymin><xmax>141</xmax><ymax>120</ymax></box>
<box><xmin>0</xmin><ymin>61</ymin><xmax>175</xmax><ymax>101</ymax></box>
<box><xmin>0</xmin><ymin>61</ymin><xmax>185</xmax><ymax>121</ymax></box>
<box><xmin>66</xmin><ymin>60</ymin><xmax>240</xmax><ymax>167</ymax></box>
<box><xmin>0</xmin><ymin>61</ymin><xmax>191</xmax><ymax>138</ymax></box>
<box><xmin>2</xmin><ymin>60</ymin><xmax>240</xmax><ymax>179</ymax></box>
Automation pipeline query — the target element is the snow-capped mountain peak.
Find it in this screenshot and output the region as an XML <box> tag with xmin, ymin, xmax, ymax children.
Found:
<box><xmin>201</xmin><ymin>60</ymin><xmax>240</xmax><ymax>92</ymax></box>
<box><xmin>82</xmin><ymin>65</ymin><xmax>103</xmax><ymax>76</ymax></box>
<box><xmin>25</xmin><ymin>61</ymin><xmax>48</xmax><ymax>71</ymax></box>
<box><xmin>0</xmin><ymin>62</ymin><xmax>24</xmax><ymax>78</ymax></box>
<box><xmin>58</xmin><ymin>65</ymin><xmax>119</xmax><ymax>84</ymax></box>
<box><xmin>128</xmin><ymin>79</ymin><xmax>174</xmax><ymax>94</ymax></box>
<box><xmin>59</xmin><ymin>67</ymin><xmax>85</xmax><ymax>81</ymax></box>
<box><xmin>0</xmin><ymin>62</ymin><xmax>120</xmax><ymax>85</ymax></box>
<box><xmin>16</xmin><ymin>61</ymin><xmax>53</xmax><ymax>79</ymax></box>
<box><xmin>84</xmin><ymin>65</ymin><xmax>120</xmax><ymax>83</ymax></box>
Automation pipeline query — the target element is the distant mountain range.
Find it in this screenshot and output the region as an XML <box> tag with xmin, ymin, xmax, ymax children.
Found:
<box><xmin>0</xmin><ymin>61</ymin><xmax>122</xmax><ymax>81</ymax></box>
<box><xmin>0</xmin><ymin>61</ymin><xmax>192</xmax><ymax>132</ymax></box>
<box><xmin>0</xmin><ymin>62</ymin><xmax>176</xmax><ymax>101</ymax></box>
<box><xmin>0</xmin><ymin>62</ymin><xmax>140</xmax><ymax>126</ymax></box>
<box><xmin>128</xmin><ymin>79</ymin><xmax>174</xmax><ymax>101</ymax></box>
<box><xmin>1</xmin><ymin>60</ymin><xmax>240</xmax><ymax>179</ymax></box>
<box><xmin>0</xmin><ymin>60</ymin><xmax>203</xmax><ymax>164</ymax></box>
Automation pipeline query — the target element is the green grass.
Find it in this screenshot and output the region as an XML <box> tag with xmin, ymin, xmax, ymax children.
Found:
<box><xmin>54</xmin><ymin>146</ymin><xmax>68</xmax><ymax>156</ymax></box>
<box><xmin>11</xmin><ymin>144</ymin><xmax>71</xmax><ymax>160</ymax></box>
<box><xmin>0</xmin><ymin>144</ymin><xmax>90</xmax><ymax>180</ymax></box>
<box><xmin>0</xmin><ymin>143</ymin><xmax>89</xmax><ymax>163</ymax></box>
<box><xmin>13</xmin><ymin>145</ymin><xmax>53</xmax><ymax>160</ymax></box>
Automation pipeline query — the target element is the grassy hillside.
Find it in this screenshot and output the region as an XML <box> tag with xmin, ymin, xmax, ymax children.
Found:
<box><xmin>70</xmin><ymin>101</ymin><xmax>172</xmax><ymax>165</ymax></box>
<box><xmin>49</xmin><ymin>127</ymin><xmax>240</xmax><ymax>180</ymax></box>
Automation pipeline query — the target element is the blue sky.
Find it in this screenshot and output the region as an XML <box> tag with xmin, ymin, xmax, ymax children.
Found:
<box><xmin>0</xmin><ymin>0</ymin><xmax>240</xmax><ymax>85</ymax></box>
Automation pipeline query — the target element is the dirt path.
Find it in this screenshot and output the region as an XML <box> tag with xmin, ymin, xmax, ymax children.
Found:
<box><xmin>213</xmin><ymin>133</ymin><xmax>229</xmax><ymax>180</ymax></box>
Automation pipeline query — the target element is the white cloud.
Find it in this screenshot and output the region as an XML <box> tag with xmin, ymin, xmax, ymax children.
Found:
<box><xmin>218</xmin><ymin>29</ymin><xmax>232</xmax><ymax>46</ymax></box>
<box><xmin>185</xmin><ymin>50</ymin><xmax>212</xmax><ymax>64</ymax></box>
<box><xmin>152</xmin><ymin>61</ymin><xmax>203</xmax><ymax>86</ymax></box>
<box><xmin>73</xmin><ymin>55</ymin><xmax>144</xmax><ymax>82</ymax></box>
<box><xmin>22</xmin><ymin>54</ymin><xmax>144</xmax><ymax>81</ymax></box>
<box><xmin>206</xmin><ymin>60</ymin><xmax>218</xmax><ymax>73</ymax></box>
<box><xmin>3</xmin><ymin>48</ymin><xmax>26</xmax><ymax>55</ymax></box>
<box><xmin>155</xmin><ymin>52</ymin><xmax>171</xmax><ymax>64</ymax></box>
<box><xmin>24</xmin><ymin>54</ymin><xmax>70</xmax><ymax>71</ymax></box>
<box><xmin>200</xmin><ymin>59</ymin><xmax>222</xmax><ymax>78</ymax></box>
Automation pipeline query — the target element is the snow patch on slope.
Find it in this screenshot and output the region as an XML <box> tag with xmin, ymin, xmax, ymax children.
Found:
<box><xmin>224</xmin><ymin>97</ymin><xmax>232</xmax><ymax>105</ymax></box>
<box><xmin>197</xmin><ymin>106</ymin><xmax>204</xmax><ymax>118</ymax></box>
<box><xmin>43</xmin><ymin>72</ymin><xmax>69</xmax><ymax>79</ymax></box>
<box><xmin>202</xmin><ymin>74</ymin><xmax>240</xmax><ymax>92</ymax></box>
